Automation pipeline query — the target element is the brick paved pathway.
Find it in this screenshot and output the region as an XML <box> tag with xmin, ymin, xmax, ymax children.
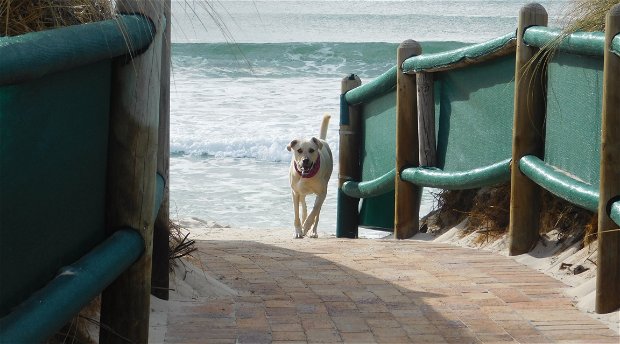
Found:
<box><xmin>164</xmin><ymin>236</ymin><xmax>619</xmax><ymax>343</ymax></box>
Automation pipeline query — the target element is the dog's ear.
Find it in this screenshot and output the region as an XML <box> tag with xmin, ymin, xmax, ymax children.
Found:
<box><xmin>311</xmin><ymin>137</ymin><xmax>323</xmax><ymax>150</ymax></box>
<box><xmin>287</xmin><ymin>139</ymin><xmax>298</xmax><ymax>152</ymax></box>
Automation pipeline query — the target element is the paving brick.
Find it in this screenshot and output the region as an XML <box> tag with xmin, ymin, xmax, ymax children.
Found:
<box><xmin>271</xmin><ymin>331</ymin><xmax>307</xmax><ymax>341</ymax></box>
<box><xmin>331</xmin><ymin>316</ymin><xmax>370</xmax><ymax>332</ymax></box>
<box><xmin>306</xmin><ymin>328</ymin><xmax>342</xmax><ymax>343</ymax></box>
<box><xmin>164</xmin><ymin>238</ymin><xmax>619</xmax><ymax>344</ymax></box>
<box><xmin>340</xmin><ymin>331</ymin><xmax>376</xmax><ymax>343</ymax></box>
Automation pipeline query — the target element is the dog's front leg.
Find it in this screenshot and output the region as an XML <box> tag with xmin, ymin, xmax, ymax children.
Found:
<box><xmin>303</xmin><ymin>190</ymin><xmax>327</xmax><ymax>238</ymax></box>
<box><xmin>301</xmin><ymin>196</ymin><xmax>308</xmax><ymax>225</ymax></box>
<box><xmin>292</xmin><ymin>191</ymin><xmax>303</xmax><ymax>238</ymax></box>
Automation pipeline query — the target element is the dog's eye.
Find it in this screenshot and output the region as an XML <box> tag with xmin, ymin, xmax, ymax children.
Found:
<box><xmin>308</xmin><ymin>149</ymin><xmax>315</xmax><ymax>153</ymax></box>
<box><xmin>297</xmin><ymin>149</ymin><xmax>303</xmax><ymax>154</ymax></box>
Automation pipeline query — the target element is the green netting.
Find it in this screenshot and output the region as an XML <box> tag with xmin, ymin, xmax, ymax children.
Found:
<box><xmin>544</xmin><ymin>52</ymin><xmax>603</xmax><ymax>186</ymax></box>
<box><xmin>357</xmin><ymin>90</ymin><xmax>397</xmax><ymax>229</ymax></box>
<box><xmin>435</xmin><ymin>55</ymin><xmax>515</xmax><ymax>172</ymax></box>
<box><xmin>0</xmin><ymin>61</ymin><xmax>111</xmax><ymax>316</ymax></box>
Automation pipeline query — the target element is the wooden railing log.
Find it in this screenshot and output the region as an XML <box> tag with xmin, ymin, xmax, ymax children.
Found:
<box><xmin>508</xmin><ymin>3</ymin><xmax>548</xmax><ymax>256</ymax></box>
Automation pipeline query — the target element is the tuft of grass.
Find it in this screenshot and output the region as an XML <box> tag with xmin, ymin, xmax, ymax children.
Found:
<box><xmin>423</xmin><ymin>185</ymin><xmax>596</xmax><ymax>247</ymax></box>
<box><xmin>0</xmin><ymin>0</ymin><xmax>113</xmax><ymax>36</ymax></box>
<box><xmin>562</xmin><ymin>0</ymin><xmax>618</xmax><ymax>33</ymax></box>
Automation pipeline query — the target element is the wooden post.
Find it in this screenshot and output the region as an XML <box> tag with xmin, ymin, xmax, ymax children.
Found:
<box><xmin>508</xmin><ymin>3</ymin><xmax>547</xmax><ymax>256</ymax></box>
<box><xmin>336</xmin><ymin>74</ymin><xmax>362</xmax><ymax>238</ymax></box>
<box><xmin>100</xmin><ymin>1</ymin><xmax>164</xmax><ymax>343</ymax></box>
<box><xmin>417</xmin><ymin>72</ymin><xmax>436</xmax><ymax>167</ymax></box>
<box><xmin>151</xmin><ymin>0</ymin><xmax>171</xmax><ymax>301</ymax></box>
<box><xmin>394</xmin><ymin>40</ymin><xmax>422</xmax><ymax>239</ymax></box>
<box><xmin>596</xmin><ymin>4</ymin><xmax>620</xmax><ymax>314</ymax></box>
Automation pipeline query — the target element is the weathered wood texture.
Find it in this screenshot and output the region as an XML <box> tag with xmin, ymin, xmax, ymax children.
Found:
<box><xmin>337</xmin><ymin>75</ymin><xmax>362</xmax><ymax>238</ymax></box>
<box><xmin>508</xmin><ymin>3</ymin><xmax>548</xmax><ymax>256</ymax></box>
<box><xmin>394</xmin><ymin>40</ymin><xmax>422</xmax><ymax>239</ymax></box>
<box><xmin>100</xmin><ymin>1</ymin><xmax>164</xmax><ymax>343</ymax></box>
<box><xmin>416</xmin><ymin>72</ymin><xmax>436</xmax><ymax>167</ymax></box>
<box><xmin>596</xmin><ymin>4</ymin><xmax>620</xmax><ymax>314</ymax></box>
<box><xmin>338</xmin><ymin>74</ymin><xmax>362</xmax><ymax>187</ymax></box>
<box><xmin>152</xmin><ymin>0</ymin><xmax>171</xmax><ymax>301</ymax></box>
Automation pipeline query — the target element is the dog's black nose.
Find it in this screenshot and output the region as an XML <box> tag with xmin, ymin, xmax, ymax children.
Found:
<box><xmin>301</xmin><ymin>158</ymin><xmax>311</xmax><ymax>168</ymax></box>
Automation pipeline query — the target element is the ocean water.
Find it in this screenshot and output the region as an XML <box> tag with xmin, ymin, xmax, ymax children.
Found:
<box><xmin>168</xmin><ymin>0</ymin><xmax>571</xmax><ymax>233</ymax></box>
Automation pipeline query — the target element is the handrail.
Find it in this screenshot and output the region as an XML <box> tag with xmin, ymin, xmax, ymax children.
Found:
<box><xmin>0</xmin><ymin>15</ymin><xmax>155</xmax><ymax>86</ymax></box>
<box><xmin>523</xmin><ymin>26</ymin><xmax>605</xmax><ymax>56</ymax></box>
<box><xmin>0</xmin><ymin>229</ymin><xmax>144</xmax><ymax>343</ymax></box>
<box><xmin>400</xmin><ymin>158</ymin><xmax>511</xmax><ymax>190</ymax></box>
<box><xmin>342</xmin><ymin>169</ymin><xmax>395</xmax><ymax>199</ymax></box>
<box><xmin>344</xmin><ymin>66</ymin><xmax>397</xmax><ymax>105</ymax></box>
<box><xmin>610</xmin><ymin>201</ymin><xmax>620</xmax><ymax>227</ymax></box>
<box><xmin>519</xmin><ymin>155</ymin><xmax>599</xmax><ymax>212</ymax></box>
<box><xmin>402</xmin><ymin>32</ymin><xmax>516</xmax><ymax>73</ymax></box>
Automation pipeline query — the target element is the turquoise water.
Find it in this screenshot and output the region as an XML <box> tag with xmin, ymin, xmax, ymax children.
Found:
<box><xmin>168</xmin><ymin>0</ymin><xmax>571</xmax><ymax>233</ymax></box>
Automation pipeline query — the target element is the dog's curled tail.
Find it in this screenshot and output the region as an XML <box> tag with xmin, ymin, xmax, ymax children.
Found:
<box><xmin>319</xmin><ymin>113</ymin><xmax>331</xmax><ymax>140</ymax></box>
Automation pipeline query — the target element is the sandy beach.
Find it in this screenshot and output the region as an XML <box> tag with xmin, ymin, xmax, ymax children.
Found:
<box><xmin>148</xmin><ymin>218</ymin><xmax>619</xmax><ymax>343</ymax></box>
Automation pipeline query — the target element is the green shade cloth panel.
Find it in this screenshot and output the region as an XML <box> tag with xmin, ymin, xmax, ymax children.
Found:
<box><xmin>611</xmin><ymin>201</ymin><xmax>620</xmax><ymax>227</ymax></box>
<box><xmin>359</xmin><ymin>191</ymin><xmax>396</xmax><ymax>230</ymax></box>
<box><xmin>402</xmin><ymin>32</ymin><xmax>516</xmax><ymax>73</ymax></box>
<box><xmin>0</xmin><ymin>229</ymin><xmax>144</xmax><ymax>343</ymax></box>
<box><xmin>0</xmin><ymin>15</ymin><xmax>154</xmax><ymax>86</ymax></box>
<box><xmin>0</xmin><ymin>61</ymin><xmax>111</xmax><ymax>316</ymax></box>
<box><xmin>401</xmin><ymin>158</ymin><xmax>510</xmax><ymax>190</ymax></box>
<box><xmin>519</xmin><ymin>155</ymin><xmax>599</xmax><ymax>212</ymax></box>
<box><xmin>613</xmin><ymin>35</ymin><xmax>620</xmax><ymax>56</ymax></box>
<box><xmin>434</xmin><ymin>55</ymin><xmax>515</xmax><ymax>172</ymax></box>
<box><xmin>358</xmin><ymin>91</ymin><xmax>397</xmax><ymax>229</ymax></box>
<box><xmin>360</xmin><ymin>91</ymin><xmax>397</xmax><ymax>182</ymax></box>
<box><xmin>544</xmin><ymin>52</ymin><xmax>603</xmax><ymax>186</ymax></box>
<box><xmin>523</xmin><ymin>26</ymin><xmax>604</xmax><ymax>56</ymax></box>
<box><xmin>342</xmin><ymin>169</ymin><xmax>395</xmax><ymax>199</ymax></box>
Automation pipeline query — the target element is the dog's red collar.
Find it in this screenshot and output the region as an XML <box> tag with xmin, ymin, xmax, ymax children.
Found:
<box><xmin>295</xmin><ymin>155</ymin><xmax>321</xmax><ymax>178</ymax></box>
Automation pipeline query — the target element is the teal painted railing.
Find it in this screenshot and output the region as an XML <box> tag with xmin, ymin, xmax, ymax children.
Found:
<box><xmin>0</xmin><ymin>229</ymin><xmax>144</xmax><ymax>343</ymax></box>
<box><xmin>342</xmin><ymin>169</ymin><xmax>396</xmax><ymax>199</ymax></box>
<box><xmin>519</xmin><ymin>155</ymin><xmax>599</xmax><ymax>212</ymax></box>
<box><xmin>338</xmin><ymin>6</ymin><xmax>620</xmax><ymax>238</ymax></box>
<box><xmin>0</xmin><ymin>15</ymin><xmax>154</xmax><ymax>86</ymax></box>
<box><xmin>401</xmin><ymin>159</ymin><xmax>511</xmax><ymax>191</ymax></box>
<box><xmin>523</xmin><ymin>26</ymin><xmax>605</xmax><ymax>56</ymax></box>
<box><xmin>345</xmin><ymin>66</ymin><xmax>397</xmax><ymax>105</ymax></box>
<box><xmin>402</xmin><ymin>32</ymin><xmax>516</xmax><ymax>73</ymax></box>
<box><xmin>0</xmin><ymin>15</ymin><xmax>160</xmax><ymax>342</ymax></box>
<box><xmin>338</xmin><ymin>32</ymin><xmax>517</xmax><ymax>237</ymax></box>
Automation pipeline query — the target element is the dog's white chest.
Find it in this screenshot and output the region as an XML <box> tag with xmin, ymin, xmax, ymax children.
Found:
<box><xmin>291</xmin><ymin>176</ymin><xmax>323</xmax><ymax>195</ymax></box>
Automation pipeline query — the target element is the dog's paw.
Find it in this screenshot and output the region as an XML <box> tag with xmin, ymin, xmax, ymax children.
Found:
<box><xmin>309</xmin><ymin>233</ymin><xmax>318</xmax><ymax>239</ymax></box>
<box><xmin>294</xmin><ymin>228</ymin><xmax>304</xmax><ymax>239</ymax></box>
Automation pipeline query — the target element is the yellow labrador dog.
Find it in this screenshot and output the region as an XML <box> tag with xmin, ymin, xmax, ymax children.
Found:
<box><xmin>287</xmin><ymin>114</ymin><xmax>333</xmax><ymax>238</ymax></box>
